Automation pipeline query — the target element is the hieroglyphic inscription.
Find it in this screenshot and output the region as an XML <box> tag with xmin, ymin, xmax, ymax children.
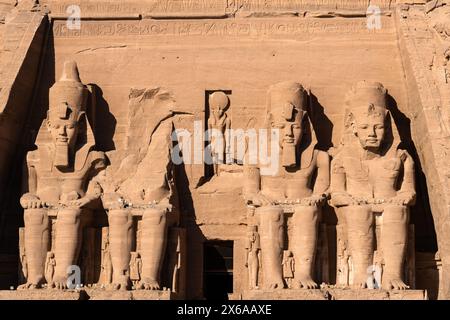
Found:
<box><xmin>53</xmin><ymin>17</ymin><xmax>394</xmax><ymax>38</ymax></box>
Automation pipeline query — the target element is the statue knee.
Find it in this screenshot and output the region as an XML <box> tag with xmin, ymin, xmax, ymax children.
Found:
<box><xmin>108</xmin><ymin>209</ymin><xmax>132</xmax><ymax>226</ymax></box>
<box><xmin>24</xmin><ymin>209</ymin><xmax>48</xmax><ymax>226</ymax></box>
<box><xmin>345</xmin><ymin>205</ymin><xmax>373</xmax><ymax>223</ymax></box>
<box><xmin>57</xmin><ymin>208</ymin><xmax>81</xmax><ymax>224</ymax></box>
<box><xmin>256</xmin><ymin>206</ymin><xmax>284</xmax><ymax>223</ymax></box>
<box><xmin>383</xmin><ymin>205</ymin><xmax>409</xmax><ymax>224</ymax></box>
<box><xmin>293</xmin><ymin>205</ymin><xmax>319</xmax><ymax>224</ymax></box>
<box><xmin>142</xmin><ymin>208</ymin><xmax>166</xmax><ymax>226</ymax></box>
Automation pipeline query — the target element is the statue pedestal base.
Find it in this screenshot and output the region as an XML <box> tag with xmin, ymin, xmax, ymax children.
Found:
<box><xmin>326</xmin><ymin>288</ymin><xmax>427</xmax><ymax>300</ymax></box>
<box><xmin>241</xmin><ymin>289</ymin><xmax>328</xmax><ymax>300</ymax></box>
<box><xmin>0</xmin><ymin>289</ymin><xmax>84</xmax><ymax>300</ymax></box>
<box><xmin>85</xmin><ymin>288</ymin><xmax>174</xmax><ymax>300</ymax></box>
<box><xmin>240</xmin><ymin>289</ymin><xmax>427</xmax><ymax>300</ymax></box>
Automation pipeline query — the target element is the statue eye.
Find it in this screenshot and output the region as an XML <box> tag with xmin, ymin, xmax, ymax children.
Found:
<box><xmin>375</xmin><ymin>125</ymin><xmax>384</xmax><ymax>129</ymax></box>
<box><xmin>67</xmin><ymin>124</ymin><xmax>75</xmax><ymax>129</ymax></box>
<box><xmin>274</xmin><ymin>123</ymin><xmax>285</xmax><ymax>129</ymax></box>
<box><xmin>359</xmin><ymin>124</ymin><xmax>368</xmax><ymax>129</ymax></box>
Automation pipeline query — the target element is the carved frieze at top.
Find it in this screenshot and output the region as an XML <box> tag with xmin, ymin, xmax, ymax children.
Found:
<box><xmin>41</xmin><ymin>0</ymin><xmax>396</xmax><ymax>20</ymax></box>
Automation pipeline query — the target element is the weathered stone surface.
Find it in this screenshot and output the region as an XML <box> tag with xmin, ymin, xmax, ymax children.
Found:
<box><xmin>0</xmin><ymin>0</ymin><xmax>448</xmax><ymax>300</ymax></box>
<box><xmin>85</xmin><ymin>288</ymin><xmax>173</xmax><ymax>300</ymax></box>
<box><xmin>0</xmin><ymin>289</ymin><xmax>84</xmax><ymax>300</ymax></box>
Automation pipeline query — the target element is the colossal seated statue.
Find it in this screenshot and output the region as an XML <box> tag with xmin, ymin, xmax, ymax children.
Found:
<box><xmin>102</xmin><ymin>87</ymin><xmax>179</xmax><ymax>291</ymax></box>
<box><xmin>244</xmin><ymin>81</ymin><xmax>330</xmax><ymax>290</ymax></box>
<box><xmin>330</xmin><ymin>81</ymin><xmax>416</xmax><ymax>290</ymax></box>
<box><xmin>19</xmin><ymin>61</ymin><xmax>107</xmax><ymax>289</ymax></box>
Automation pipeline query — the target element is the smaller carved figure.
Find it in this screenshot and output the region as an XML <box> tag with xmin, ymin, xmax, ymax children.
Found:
<box><xmin>44</xmin><ymin>252</ymin><xmax>56</xmax><ymax>286</ymax></box>
<box><xmin>245</xmin><ymin>225</ymin><xmax>261</xmax><ymax>289</ymax></box>
<box><xmin>282</xmin><ymin>250</ymin><xmax>295</xmax><ymax>288</ymax></box>
<box><xmin>207</xmin><ymin>91</ymin><xmax>231</xmax><ymax>174</ymax></box>
<box><xmin>130</xmin><ymin>252</ymin><xmax>142</xmax><ymax>287</ymax></box>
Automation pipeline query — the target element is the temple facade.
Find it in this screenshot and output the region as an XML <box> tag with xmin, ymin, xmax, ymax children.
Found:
<box><xmin>0</xmin><ymin>0</ymin><xmax>448</xmax><ymax>300</ymax></box>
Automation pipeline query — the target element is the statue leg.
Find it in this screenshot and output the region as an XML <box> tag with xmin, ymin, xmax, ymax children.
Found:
<box><xmin>256</xmin><ymin>206</ymin><xmax>285</xmax><ymax>290</ymax></box>
<box><xmin>291</xmin><ymin>205</ymin><xmax>319</xmax><ymax>289</ymax></box>
<box><xmin>108</xmin><ymin>209</ymin><xmax>133</xmax><ymax>290</ymax></box>
<box><xmin>139</xmin><ymin>208</ymin><xmax>168</xmax><ymax>290</ymax></box>
<box><xmin>381</xmin><ymin>204</ymin><xmax>409</xmax><ymax>290</ymax></box>
<box><xmin>19</xmin><ymin>209</ymin><xmax>49</xmax><ymax>289</ymax></box>
<box><xmin>53</xmin><ymin>208</ymin><xmax>82</xmax><ymax>289</ymax></box>
<box><xmin>345</xmin><ymin>205</ymin><xmax>374</xmax><ymax>289</ymax></box>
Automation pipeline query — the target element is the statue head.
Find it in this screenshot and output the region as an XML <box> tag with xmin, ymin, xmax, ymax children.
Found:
<box><xmin>47</xmin><ymin>61</ymin><xmax>89</xmax><ymax>168</ymax></box>
<box><xmin>209</xmin><ymin>91</ymin><xmax>229</xmax><ymax>118</ymax></box>
<box><xmin>344</xmin><ymin>81</ymin><xmax>389</xmax><ymax>152</ymax></box>
<box><xmin>266</xmin><ymin>82</ymin><xmax>311</xmax><ymax>168</ymax></box>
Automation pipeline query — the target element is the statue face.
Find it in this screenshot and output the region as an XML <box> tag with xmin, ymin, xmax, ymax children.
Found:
<box><xmin>47</xmin><ymin>117</ymin><xmax>78</xmax><ymax>149</ymax></box>
<box><xmin>352</xmin><ymin>112</ymin><xmax>386</xmax><ymax>150</ymax></box>
<box><xmin>270</xmin><ymin>99</ymin><xmax>303</xmax><ymax>147</ymax></box>
<box><xmin>213</xmin><ymin>105</ymin><xmax>225</xmax><ymax>118</ymax></box>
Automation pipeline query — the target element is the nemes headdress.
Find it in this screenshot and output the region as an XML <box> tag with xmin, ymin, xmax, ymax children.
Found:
<box><xmin>266</xmin><ymin>81</ymin><xmax>307</xmax><ymax>124</ymax></box>
<box><xmin>48</xmin><ymin>60</ymin><xmax>88</xmax><ymax>122</ymax></box>
<box><xmin>344</xmin><ymin>81</ymin><xmax>388</xmax><ymax>128</ymax></box>
<box><xmin>341</xmin><ymin>81</ymin><xmax>401</xmax><ymax>156</ymax></box>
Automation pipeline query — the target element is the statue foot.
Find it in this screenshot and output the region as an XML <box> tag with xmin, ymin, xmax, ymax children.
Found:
<box><xmin>382</xmin><ymin>277</ymin><xmax>409</xmax><ymax>290</ymax></box>
<box><xmin>351</xmin><ymin>281</ymin><xmax>368</xmax><ymax>289</ymax></box>
<box><xmin>51</xmin><ymin>277</ymin><xmax>69</xmax><ymax>290</ymax></box>
<box><xmin>17</xmin><ymin>282</ymin><xmax>41</xmax><ymax>290</ymax></box>
<box><xmin>138</xmin><ymin>279</ymin><xmax>161</xmax><ymax>290</ymax></box>
<box><xmin>266</xmin><ymin>281</ymin><xmax>284</xmax><ymax>290</ymax></box>
<box><xmin>297</xmin><ymin>276</ymin><xmax>318</xmax><ymax>289</ymax></box>
<box><xmin>111</xmin><ymin>282</ymin><xmax>129</xmax><ymax>291</ymax></box>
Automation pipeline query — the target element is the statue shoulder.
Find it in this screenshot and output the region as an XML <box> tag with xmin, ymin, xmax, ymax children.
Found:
<box><xmin>396</xmin><ymin>149</ymin><xmax>414</xmax><ymax>163</ymax></box>
<box><xmin>88</xmin><ymin>150</ymin><xmax>107</xmax><ymax>170</ymax></box>
<box><xmin>26</xmin><ymin>149</ymin><xmax>39</xmax><ymax>165</ymax></box>
<box><xmin>314</xmin><ymin>149</ymin><xmax>330</xmax><ymax>167</ymax></box>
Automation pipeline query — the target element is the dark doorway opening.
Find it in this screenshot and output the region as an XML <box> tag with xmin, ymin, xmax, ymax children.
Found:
<box><xmin>203</xmin><ymin>241</ymin><xmax>233</xmax><ymax>300</ymax></box>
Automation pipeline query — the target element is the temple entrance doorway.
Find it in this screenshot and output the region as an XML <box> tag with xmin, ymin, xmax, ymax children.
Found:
<box><xmin>203</xmin><ymin>241</ymin><xmax>233</xmax><ymax>300</ymax></box>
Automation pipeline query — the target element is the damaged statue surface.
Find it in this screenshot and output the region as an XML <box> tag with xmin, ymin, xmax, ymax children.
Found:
<box><xmin>102</xmin><ymin>87</ymin><xmax>179</xmax><ymax>291</ymax></box>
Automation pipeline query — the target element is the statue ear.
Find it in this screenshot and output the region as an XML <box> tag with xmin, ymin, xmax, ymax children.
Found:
<box><xmin>46</xmin><ymin>111</ymin><xmax>52</xmax><ymax>130</ymax></box>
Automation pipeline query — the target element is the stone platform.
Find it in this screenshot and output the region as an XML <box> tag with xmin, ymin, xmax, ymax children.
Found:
<box><xmin>85</xmin><ymin>288</ymin><xmax>173</xmax><ymax>300</ymax></box>
<box><xmin>0</xmin><ymin>289</ymin><xmax>174</xmax><ymax>300</ymax></box>
<box><xmin>240</xmin><ymin>289</ymin><xmax>428</xmax><ymax>300</ymax></box>
<box><xmin>0</xmin><ymin>289</ymin><xmax>85</xmax><ymax>300</ymax></box>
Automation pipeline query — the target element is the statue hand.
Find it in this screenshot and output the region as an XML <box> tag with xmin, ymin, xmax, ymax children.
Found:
<box><xmin>350</xmin><ymin>196</ymin><xmax>370</xmax><ymax>205</ymax></box>
<box><xmin>67</xmin><ymin>196</ymin><xmax>92</xmax><ymax>208</ymax></box>
<box><xmin>20</xmin><ymin>193</ymin><xmax>47</xmax><ymax>209</ymax></box>
<box><xmin>300</xmin><ymin>194</ymin><xmax>327</xmax><ymax>206</ymax></box>
<box><xmin>102</xmin><ymin>193</ymin><xmax>127</xmax><ymax>210</ymax></box>
<box><xmin>330</xmin><ymin>192</ymin><xmax>354</xmax><ymax>207</ymax></box>
<box><xmin>151</xmin><ymin>196</ymin><xmax>173</xmax><ymax>212</ymax></box>
<box><xmin>388</xmin><ymin>193</ymin><xmax>416</xmax><ymax>206</ymax></box>
<box><xmin>250</xmin><ymin>192</ymin><xmax>274</xmax><ymax>207</ymax></box>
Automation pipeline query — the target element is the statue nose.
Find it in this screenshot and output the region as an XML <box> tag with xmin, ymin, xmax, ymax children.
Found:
<box><xmin>58</xmin><ymin>126</ymin><xmax>66</xmax><ymax>135</ymax></box>
<box><xmin>284</xmin><ymin>125</ymin><xmax>294</xmax><ymax>137</ymax></box>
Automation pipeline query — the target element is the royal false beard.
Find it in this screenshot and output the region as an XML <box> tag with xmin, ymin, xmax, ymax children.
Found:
<box><xmin>54</xmin><ymin>142</ymin><xmax>69</xmax><ymax>168</ymax></box>
<box><xmin>282</xmin><ymin>142</ymin><xmax>297</xmax><ymax>168</ymax></box>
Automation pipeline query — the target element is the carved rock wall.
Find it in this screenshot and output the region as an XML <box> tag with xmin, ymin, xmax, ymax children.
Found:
<box><xmin>0</xmin><ymin>0</ymin><xmax>446</xmax><ymax>299</ymax></box>
<box><xmin>0</xmin><ymin>4</ymin><xmax>47</xmax><ymax>287</ymax></box>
